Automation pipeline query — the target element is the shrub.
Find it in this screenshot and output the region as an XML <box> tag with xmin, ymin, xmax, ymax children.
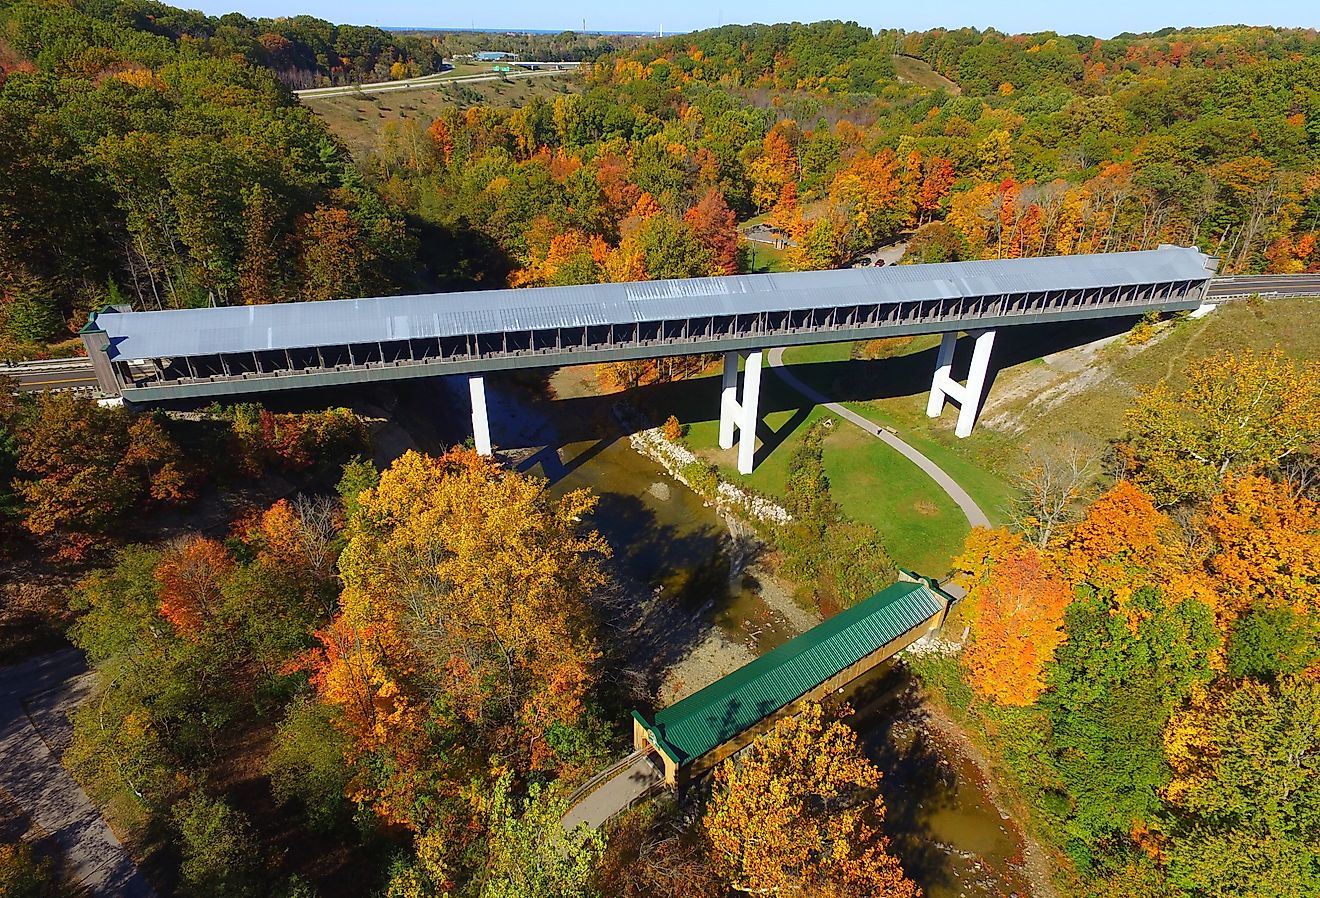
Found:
<box><xmin>680</xmin><ymin>460</ymin><xmax>720</xmax><ymax>497</ymax></box>
<box><xmin>0</xmin><ymin>841</ymin><xmax>62</xmax><ymax>898</ymax></box>
<box><xmin>266</xmin><ymin>697</ymin><xmax>353</xmax><ymax>833</ymax></box>
<box><xmin>172</xmin><ymin>791</ymin><xmax>261</xmax><ymax>898</ymax></box>
<box><xmin>661</xmin><ymin>415</ymin><xmax>685</xmax><ymax>442</ymax></box>
<box><xmin>1125</xmin><ymin>311</ymin><xmax>1161</xmax><ymax>345</ymax></box>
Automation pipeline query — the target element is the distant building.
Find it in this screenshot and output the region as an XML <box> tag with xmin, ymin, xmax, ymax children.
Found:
<box><xmin>474</xmin><ymin>51</ymin><xmax>519</xmax><ymax>62</ymax></box>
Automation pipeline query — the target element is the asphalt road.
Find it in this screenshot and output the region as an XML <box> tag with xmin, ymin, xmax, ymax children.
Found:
<box><xmin>6</xmin><ymin>363</ymin><xmax>100</xmax><ymax>393</ymax></box>
<box><xmin>8</xmin><ymin>272</ymin><xmax>1318</xmax><ymax>396</ymax></box>
<box><xmin>1206</xmin><ymin>273</ymin><xmax>1320</xmax><ymax>298</ymax></box>
<box><xmin>0</xmin><ymin>650</ymin><xmax>156</xmax><ymax>897</ymax></box>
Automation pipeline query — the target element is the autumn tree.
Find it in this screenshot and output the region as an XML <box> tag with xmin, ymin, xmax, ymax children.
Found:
<box><xmin>13</xmin><ymin>394</ymin><xmax>189</xmax><ymax>555</ymax></box>
<box><xmin>297</xmin><ymin>205</ymin><xmax>367</xmax><ymax>302</ymax></box>
<box><xmin>312</xmin><ymin>449</ymin><xmax>610</xmax><ymax>830</ymax></box>
<box><xmin>829</xmin><ymin>148</ymin><xmax>905</xmax><ymax>251</ymax></box>
<box><xmin>961</xmin><ymin>547</ymin><xmax>1072</xmax><ymax>705</ymax></box>
<box><xmin>238</xmin><ymin>184</ymin><xmax>282</xmax><ymax>305</ymax></box>
<box><xmin>748</xmin><ymin>125</ymin><xmax>799</xmax><ymax>211</ymax></box>
<box><xmin>1204</xmin><ymin>474</ymin><xmax>1320</xmax><ymax>618</ymax></box>
<box><xmin>1058</xmin><ymin>480</ymin><xmax>1180</xmax><ymax>610</ymax></box>
<box><xmin>595</xmin><ymin>802</ymin><xmax>722</xmax><ymax>898</ymax></box>
<box><xmin>703</xmin><ymin>703</ymin><xmax>916</xmax><ymax>898</ymax></box>
<box><xmin>1163</xmin><ymin>676</ymin><xmax>1320</xmax><ymax>898</ymax></box>
<box><xmin>684</xmin><ymin>188</ymin><xmax>739</xmax><ymax>275</ymax></box>
<box><xmin>1123</xmin><ymin>350</ymin><xmax>1320</xmax><ymax>505</ymax></box>
<box><xmin>155</xmin><ymin>536</ymin><xmax>234</xmax><ymax>639</ymax></box>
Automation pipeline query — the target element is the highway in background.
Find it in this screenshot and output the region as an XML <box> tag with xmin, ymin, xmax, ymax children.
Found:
<box><xmin>7</xmin><ymin>272</ymin><xmax>1317</xmax><ymax>395</ymax></box>
<box><xmin>293</xmin><ymin>63</ymin><xmax>581</xmax><ymax>100</ymax></box>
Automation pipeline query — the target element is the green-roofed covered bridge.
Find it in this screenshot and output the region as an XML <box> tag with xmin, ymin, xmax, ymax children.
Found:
<box><xmin>562</xmin><ymin>572</ymin><xmax>953</xmax><ymax>831</ymax></box>
<box><xmin>632</xmin><ymin>573</ymin><xmax>952</xmax><ymax>785</ymax></box>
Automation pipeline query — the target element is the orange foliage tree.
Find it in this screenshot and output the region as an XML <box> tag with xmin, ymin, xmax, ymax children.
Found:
<box><xmin>155</xmin><ymin>537</ymin><xmax>234</xmax><ymax>638</ymax></box>
<box><xmin>961</xmin><ymin>547</ymin><xmax>1073</xmax><ymax>705</ymax></box>
<box><xmin>1059</xmin><ymin>480</ymin><xmax>1179</xmax><ymax>608</ymax></box>
<box><xmin>684</xmin><ymin>188</ymin><xmax>739</xmax><ymax>275</ymax></box>
<box><xmin>1205</xmin><ymin>474</ymin><xmax>1320</xmax><ymax>617</ymax></box>
<box><xmin>14</xmin><ymin>394</ymin><xmax>191</xmax><ymax>556</ymax></box>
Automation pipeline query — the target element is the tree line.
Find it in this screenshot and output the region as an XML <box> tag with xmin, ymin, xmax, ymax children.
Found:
<box><xmin>6</xmin><ymin>10</ymin><xmax>1320</xmax><ymax>362</ymax></box>
<box><xmin>940</xmin><ymin>348</ymin><xmax>1320</xmax><ymax>898</ymax></box>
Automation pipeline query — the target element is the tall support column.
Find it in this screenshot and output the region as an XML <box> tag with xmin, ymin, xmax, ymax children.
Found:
<box><xmin>925</xmin><ymin>332</ymin><xmax>957</xmax><ymax>419</ymax></box>
<box><xmin>718</xmin><ymin>351</ymin><xmax>739</xmax><ymax>450</ymax></box>
<box><xmin>469</xmin><ymin>375</ymin><xmax>492</xmax><ymax>456</ymax></box>
<box><xmin>716</xmin><ymin>349</ymin><xmax>766</xmax><ymax>475</ymax></box>
<box><xmin>925</xmin><ymin>329</ymin><xmax>997</xmax><ymax>439</ymax></box>
<box><xmin>737</xmin><ymin>350</ymin><xmax>763</xmax><ymax>475</ymax></box>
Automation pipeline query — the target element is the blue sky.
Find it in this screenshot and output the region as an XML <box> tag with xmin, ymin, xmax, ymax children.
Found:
<box><xmin>184</xmin><ymin>0</ymin><xmax>1316</xmax><ymax>38</ymax></box>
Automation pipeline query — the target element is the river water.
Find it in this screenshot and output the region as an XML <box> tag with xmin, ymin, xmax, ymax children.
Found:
<box><xmin>423</xmin><ymin>370</ymin><xmax>1033</xmax><ymax>898</ymax></box>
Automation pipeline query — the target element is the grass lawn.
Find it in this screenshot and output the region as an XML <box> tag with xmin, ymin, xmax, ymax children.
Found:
<box><xmin>304</xmin><ymin>72</ymin><xmax>580</xmax><ymax>158</ymax></box>
<box><xmin>677</xmin><ymin>356</ymin><xmax>983</xmax><ymax>576</ymax></box>
<box><xmin>745</xmin><ymin>242</ymin><xmax>792</xmax><ymax>273</ymax></box>
<box><xmin>779</xmin><ymin>340</ymin><xmax>1018</xmax><ymax>521</ymax></box>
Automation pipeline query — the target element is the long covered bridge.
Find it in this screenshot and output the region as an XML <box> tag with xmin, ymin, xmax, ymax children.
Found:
<box><xmin>81</xmin><ymin>246</ymin><xmax>1217</xmax><ymax>472</ymax></box>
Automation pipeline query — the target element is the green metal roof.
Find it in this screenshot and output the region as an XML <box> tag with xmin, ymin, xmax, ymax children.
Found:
<box><xmin>639</xmin><ymin>576</ymin><xmax>950</xmax><ymax>767</ymax></box>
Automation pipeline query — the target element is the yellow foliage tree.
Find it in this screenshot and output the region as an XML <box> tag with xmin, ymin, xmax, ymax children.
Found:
<box><xmin>1205</xmin><ymin>474</ymin><xmax>1320</xmax><ymax>618</ymax></box>
<box><xmin>703</xmin><ymin>703</ymin><xmax>917</xmax><ymax>898</ymax></box>
<box><xmin>961</xmin><ymin>548</ymin><xmax>1073</xmax><ymax>705</ymax></box>
<box><xmin>328</xmin><ymin>449</ymin><xmax>607</xmax><ymax>763</ymax></box>
<box><xmin>1122</xmin><ymin>349</ymin><xmax>1320</xmax><ymax>505</ymax></box>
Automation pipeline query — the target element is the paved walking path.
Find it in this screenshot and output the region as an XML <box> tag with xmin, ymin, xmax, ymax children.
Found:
<box><xmin>0</xmin><ymin>649</ymin><xmax>156</xmax><ymax>897</ymax></box>
<box><xmin>561</xmin><ymin>751</ymin><xmax>664</xmax><ymax>831</ymax></box>
<box><xmin>766</xmin><ymin>347</ymin><xmax>991</xmax><ymax>528</ymax></box>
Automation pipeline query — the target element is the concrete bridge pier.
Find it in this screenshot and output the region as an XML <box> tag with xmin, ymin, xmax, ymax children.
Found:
<box><xmin>469</xmin><ymin>375</ymin><xmax>492</xmax><ymax>455</ymax></box>
<box><xmin>719</xmin><ymin>349</ymin><xmax>764</xmax><ymax>475</ymax></box>
<box><xmin>926</xmin><ymin>329</ymin><xmax>996</xmax><ymax>438</ymax></box>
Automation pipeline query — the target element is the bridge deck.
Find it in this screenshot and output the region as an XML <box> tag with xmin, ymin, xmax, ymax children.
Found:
<box><xmin>80</xmin><ymin>247</ymin><xmax>1214</xmax><ymax>401</ymax></box>
<box><xmin>633</xmin><ymin>574</ymin><xmax>952</xmax><ymax>784</ymax></box>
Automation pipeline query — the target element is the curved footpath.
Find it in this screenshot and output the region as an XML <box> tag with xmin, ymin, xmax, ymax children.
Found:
<box><xmin>0</xmin><ymin>649</ymin><xmax>156</xmax><ymax>897</ymax></box>
<box><xmin>766</xmin><ymin>347</ymin><xmax>991</xmax><ymax>529</ymax></box>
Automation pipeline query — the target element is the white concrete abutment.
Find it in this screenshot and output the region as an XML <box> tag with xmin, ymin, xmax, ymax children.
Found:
<box><xmin>926</xmin><ymin>329</ymin><xmax>996</xmax><ymax>439</ymax></box>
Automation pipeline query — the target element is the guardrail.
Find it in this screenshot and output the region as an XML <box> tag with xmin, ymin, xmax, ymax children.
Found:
<box><xmin>563</xmin><ymin>749</ymin><xmax>652</xmax><ymax>812</ymax></box>
<box><xmin>1209</xmin><ymin>289</ymin><xmax>1320</xmax><ymax>300</ymax></box>
<box><xmin>5</xmin><ymin>357</ymin><xmax>93</xmax><ymax>370</ymax></box>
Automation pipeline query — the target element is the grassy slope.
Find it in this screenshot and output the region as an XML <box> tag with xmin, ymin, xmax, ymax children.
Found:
<box><xmin>891</xmin><ymin>54</ymin><xmax>962</xmax><ymax>95</ymax></box>
<box><xmin>674</xmin><ymin>297</ymin><xmax>1319</xmax><ymax>579</ymax></box>
<box><xmin>303</xmin><ymin>72</ymin><xmax>581</xmax><ymax>158</ymax></box>
<box><xmin>984</xmin><ymin>297</ymin><xmax>1320</xmax><ymax>445</ymax></box>
<box><xmin>679</xmin><ymin>352</ymin><xmax>986</xmax><ymax>577</ymax></box>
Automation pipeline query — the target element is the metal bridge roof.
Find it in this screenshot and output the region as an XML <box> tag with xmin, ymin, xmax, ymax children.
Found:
<box><xmin>638</xmin><ymin>578</ymin><xmax>950</xmax><ymax>767</ymax></box>
<box><xmin>88</xmin><ymin>247</ymin><xmax>1213</xmax><ymax>361</ymax></box>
